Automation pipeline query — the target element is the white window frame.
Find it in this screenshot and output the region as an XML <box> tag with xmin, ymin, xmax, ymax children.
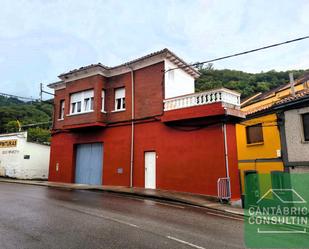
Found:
<box><xmin>69</xmin><ymin>89</ymin><xmax>94</xmax><ymax>115</ymax></box>
<box><xmin>114</xmin><ymin>87</ymin><xmax>126</xmax><ymax>111</ymax></box>
<box><xmin>59</xmin><ymin>100</ymin><xmax>65</xmax><ymax>120</ymax></box>
<box><xmin>101</xmin><ymin>90</ymin><xmax>106</xmax><ymax>113</ymax></box>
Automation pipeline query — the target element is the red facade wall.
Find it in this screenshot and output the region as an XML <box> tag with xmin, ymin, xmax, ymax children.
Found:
<box><xmin>134</xmin><ymin>62</ymin><xmax>164</xmax><ymax>119</ymax></box>
<box><xmin>49</xmin><ymin>120</ymin><xmax>241</xmax><ymax>199</ymax></box>
<box><xmin>49</xmin><ymin>60</ymin><xmax>241</xmax><ymax>200</ymax></box>
<box><xmin>162</xmin><ymin>102</ymin><xmax>226</xmax><ymax>123</ymax></box>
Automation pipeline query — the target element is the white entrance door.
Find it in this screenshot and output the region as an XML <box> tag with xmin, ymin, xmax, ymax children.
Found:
<box><xmin>144</xmin><ymin>151</ymin><xmax>156</xmax><ymax>189</ymax></box>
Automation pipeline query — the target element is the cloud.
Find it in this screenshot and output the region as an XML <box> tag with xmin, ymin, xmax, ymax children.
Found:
<box><xmin>0</xmin><ymin>0</ymin><xmax>308</xmax><ymax>98</ymax></box>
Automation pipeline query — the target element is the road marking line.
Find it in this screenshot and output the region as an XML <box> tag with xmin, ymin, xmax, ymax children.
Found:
<box><xmin>206</xmin><ymin>212</ymin><xmax>243</xmax><ymax>221</ymax></box>
<box><xmin>166</xmin><ymin>236</ymin><xmax>205</xmax><ymax>249</ymax></box>
<box><xmin>107</xmin><ymin>217</ymin><xmax>139</xmax><ymax>228</ymax></box>
<box><xmin>78</xmin><ymin>210</ymin><xmax>140</xmax><ymax>228</ymax></box>
<box><xmin>55</xmin><ymin>203</ymin><xmax>140</xmax><ymax>228</ymax></box>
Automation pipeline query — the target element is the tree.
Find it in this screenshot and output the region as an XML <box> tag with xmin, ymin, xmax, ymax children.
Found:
<box><xmin>0</xmin><ymin>98</ymin><xmax>52</xmax><ymax>133</ymax></box>
<box><xmin>195</xmin><ymin>67</ymin><xmax>309</xmax><ymax>98</ymax></box>
<box><xmin>5</xmin><ymin>120</ymin><xmax>21</xmax><ymax>133</ymax></box>
<box><xmin>27</xmin><ymin>127</ymin><xmax>51</xmax><ymax>144</ymax></box>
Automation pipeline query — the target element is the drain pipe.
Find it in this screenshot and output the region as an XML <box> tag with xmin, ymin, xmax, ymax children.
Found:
<box><xmin>222</xmin><ymin>123</ymin><xmax>230</xmax><ymax>178</ymax></box>
<box><xmin>129</xmin><ymin>66</ymin><xmax>135</xmax><ymax>188</ymax></box>
<box><xmin>222</xmin><ymin>122</ymin><xmax>231</xmax><ymax>198</ymax></box>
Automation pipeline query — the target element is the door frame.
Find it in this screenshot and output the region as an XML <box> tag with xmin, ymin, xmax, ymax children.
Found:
<box><xmin>144</xmin><ymin>151</ymin><xmax>157</xmax><ymax>189</ymax></box>
<box><xmin>73</xmin><ymin>142</ymin><xmax>104</xmax><ymax>184</ymax></box>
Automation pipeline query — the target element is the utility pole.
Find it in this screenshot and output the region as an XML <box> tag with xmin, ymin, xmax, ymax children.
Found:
<box><xmin>40</xmin><ymin>83</ymin><xmax>43</xmax><ymax>102</ymax></box>
<box><xmin>40</xmin><ymin>83</ymin><xmax>55</xmax><ymax>100</ymax></box>
<box><xmin>289</xmin><ymin>73</ymin><xmax>295</xmax><ymax>97</ymax></box>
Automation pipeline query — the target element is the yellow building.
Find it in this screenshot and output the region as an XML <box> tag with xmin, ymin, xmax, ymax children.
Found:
<box><xmin>237</xmin><ymin>75</ymin><xmax>308</xmax><ymax>196</ymax></box>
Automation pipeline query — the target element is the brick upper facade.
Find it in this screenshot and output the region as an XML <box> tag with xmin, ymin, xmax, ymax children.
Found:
<box><xmin>50</xmin><ymin>49</ymin><xmax>199</xmax><ymax>130</ymax></box>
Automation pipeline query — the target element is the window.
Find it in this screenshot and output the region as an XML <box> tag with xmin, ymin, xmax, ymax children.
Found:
<box><xmin>114</xmin><ymin>87</ymin><xmax>125</xmax><ymax>111</ymax></box>
<box><xmin>59</xmin><ymin>100</ymin><xmax>65</xmax><ymax>120</ymax></box>
<box><xmin>70</xmin><ymin>90</ymin><xmax>94</xmax><ymax>114</ymax></box>
<box><xmin>302</xmin><ymin>113</ymin><xmax>309</xmax><ymax>141</ymax></box>
<box><xmin>101</xmin><ymin>90</ymin><xmax>105</xmax><ymax>112</ymax></box>
<box><xmin>246</xmin><ymin>124</ymin><xmax>263</xmax><ymax>144</ymax></box>
<box><xmin>84</xmin><ymin>97</ymin><xmax>94</xmax><ymax>112</ymax></box>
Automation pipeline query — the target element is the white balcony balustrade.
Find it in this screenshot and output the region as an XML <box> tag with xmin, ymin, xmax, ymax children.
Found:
<box><xmin>163</xmin><ymin>88</ymin><xmax>240</xmax><ymax>111</ymax></box>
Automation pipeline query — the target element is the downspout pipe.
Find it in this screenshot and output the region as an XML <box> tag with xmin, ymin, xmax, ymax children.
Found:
<box><xmin>128</xmin><ymin>66</ymin><xmax>135</xmax><ymax>188</ymax></box>
<box><xmin>222</xmin><ymin>122</ymin><xmax>231</xmax><ymax>197</ymax></box>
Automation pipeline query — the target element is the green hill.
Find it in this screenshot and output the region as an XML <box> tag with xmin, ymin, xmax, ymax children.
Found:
<box><xmin>195</xmin><ymin>65</ymin><xmax>309</xmax><ymax>99</ymax></box>
<box><xmin>0</xmin><ymin>96</ymin><xmax>52</xmax><ymax>142</ymax></box>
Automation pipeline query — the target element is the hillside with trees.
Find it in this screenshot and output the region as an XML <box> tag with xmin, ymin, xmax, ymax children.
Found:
<box><xmin>195</xmin><ymin>65</ymin><xmax>309</xmax><ymax>99</ymax></box>
<box><xmin>0</xmin><ymin>96</ymin><xmax>52</xmax><ymax>143</ymax></box>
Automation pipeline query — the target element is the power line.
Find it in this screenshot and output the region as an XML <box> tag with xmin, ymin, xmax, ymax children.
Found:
<box><xmin>166</xmin><ymin>35</ymin><xmax>309</xmax><ymax>72</ymax></box>
<box><xmin>0</xmin><ymin>92</ymin><xmax>38</xmax><ymax>101</ymax></box>
<box><xmin>21</xmin><ymin>121</ymin><xmax>52</xmax><ymax>128</ymax></box>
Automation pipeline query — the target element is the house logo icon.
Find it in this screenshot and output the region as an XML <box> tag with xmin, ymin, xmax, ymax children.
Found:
<box><xmin>245</xmin><ymin>174</ymin><xmax>309</xmax><ymax>247</ymax></box>
<box><xmin>257</xmin><ymin>188</ymin><xmax>307</xmax><ymax>204</ymax></box>
<box><xmin>247</xmin><ymin>188</ymin><xmax>308</xmax><ymax>235</ymax></box>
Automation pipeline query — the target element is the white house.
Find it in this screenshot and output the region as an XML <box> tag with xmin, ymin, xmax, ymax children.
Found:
<box><xmin>0</xmin><ymin>132</ymin><xmax>50</xmax><ymax>179</ymax></box>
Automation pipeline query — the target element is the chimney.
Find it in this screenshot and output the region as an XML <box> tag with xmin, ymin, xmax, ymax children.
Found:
<box><xmin>289</xmin><ymin>73</ymin><xmax>295</xmax><ymax>96</ymax></box>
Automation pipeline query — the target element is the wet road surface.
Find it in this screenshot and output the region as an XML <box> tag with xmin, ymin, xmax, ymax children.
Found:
<box><xmin>0</xmin><ymin>182</ymin><xmax>244</xmax><ymax>249</ymax></box>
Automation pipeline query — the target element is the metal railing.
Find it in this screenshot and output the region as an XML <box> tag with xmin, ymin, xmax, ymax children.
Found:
<box><xmin>163</xmin><ymin>88</ymin><xmax>241</xmax><ymax>111</ymax></box>
<box><xmin>217</xmin><ymin>177</ymin><xmax>231</xmax><ymax>202</ymax></box>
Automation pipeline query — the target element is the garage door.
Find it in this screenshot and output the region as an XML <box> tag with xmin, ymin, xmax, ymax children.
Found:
<box><xmin>75</xmin><ymin>143</ymin><xmax>103</xmax><ymax>185</ymax></box>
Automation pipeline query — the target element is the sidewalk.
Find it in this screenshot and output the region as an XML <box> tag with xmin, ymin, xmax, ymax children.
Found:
<box><xmin>0</xmin><ymin>177</ymin><xmax>244</xmax><ymax>217</ymax></box>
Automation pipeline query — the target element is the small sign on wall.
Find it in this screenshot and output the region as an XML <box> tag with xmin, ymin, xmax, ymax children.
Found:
<box><xmin>0</xmin><ymin>140</ymin><xmax>17</xmax><ymax>148</ymax></box>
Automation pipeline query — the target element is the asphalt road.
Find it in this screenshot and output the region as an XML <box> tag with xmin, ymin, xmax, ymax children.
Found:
<box><xmin>0</xmin><ymin>182</ymin><xmax>244</xmax><ymax>249</ymax></box>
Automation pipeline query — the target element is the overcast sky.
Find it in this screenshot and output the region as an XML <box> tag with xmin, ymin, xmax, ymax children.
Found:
<box><xmin>0</xmin><ymin>0</ymin><xmax>308</xmax><ymax>99</ymax></box>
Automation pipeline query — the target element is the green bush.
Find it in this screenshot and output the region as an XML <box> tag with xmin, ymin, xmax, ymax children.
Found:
<box><xmin>27</xmin><ymin>127</ymin><xmax>51</xmax><ymax>144</ymax></box>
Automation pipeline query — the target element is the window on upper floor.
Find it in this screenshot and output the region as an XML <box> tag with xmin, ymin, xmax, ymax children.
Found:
<box><xmin>70</xmin><ymin>90</ymin><xmax>94</xmax><ymax>115</ymax></box>
<box><xmin>246</xmin><ymin>123</ymin><xmax>263</xmax><ymax>144</ymax></box>
<box><xmin>59</xmin><ymin>100</ymin><xmax>65</xmax><ymax>120</ymax></box>
<box><xmin>302</xmin><ymin>113</ymin><xmax>309</xmax><ymax>141</ymax></box>
<box><xmin>101</xmin><ymin>90</ymin><xmax>105</xmax><ymax>112</ymax></box>
<box><xmin>114</xmin><ymin>87</ymin><xmax>125</xmax><ymax>111</ymax></box>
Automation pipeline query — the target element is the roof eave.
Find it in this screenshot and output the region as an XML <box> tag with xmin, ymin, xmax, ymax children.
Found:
<box><xmin>47</xmin><ymin>81</ymin><xmax>65</xmax><ymax>89</ymax></box>
<box><xmin>57</xmin><ymin>48</ymin><xmax>200</xmax><ymax>81</ymax></box>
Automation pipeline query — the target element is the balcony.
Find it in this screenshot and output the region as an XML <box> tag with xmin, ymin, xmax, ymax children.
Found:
<box><xmin>162</xmin><ymin>88</ymin><xmax>243</xmax><ymax>123</ymax></box>
<box><xmin>164</xmin><ymin>88</ymin><xmax>240</xmax><ymax>111</ymax></box>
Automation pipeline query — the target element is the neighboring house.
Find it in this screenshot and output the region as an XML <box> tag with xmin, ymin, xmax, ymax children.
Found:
<box><xmin>236</xmin><ymin>112</ymin><xmax>283</xmax><ymax>195</ymax></box>
<box><xmin>48</xmin><ymin>48</ymin><xmax>244</xmax><ymax>201</ymax></box>
<box><xmin>0</xmin><ymin>131</ymin><xmax>50</xmax><ymax>179</ymax></box>
<box><xmin>236</xmin><ymin>74</ymin><xmax>309</xmax><ymax>199</ymax></box>
<box><xmin>278</xmin><ymin>90</ymin><xmax>309</xmax><ymax>173</ymax></box>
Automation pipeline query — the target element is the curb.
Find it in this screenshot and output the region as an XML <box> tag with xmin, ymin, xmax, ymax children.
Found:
<box><xmin>0</xmin><ymin>178</ymin><xmax>244</xmax><ymax>218</ymax></box>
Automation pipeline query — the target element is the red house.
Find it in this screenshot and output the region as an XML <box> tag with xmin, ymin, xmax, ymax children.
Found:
<box><xmin>48</xmin><ymin>49</ymin><xmax>243</xmax><ymax>201</ymax></box>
